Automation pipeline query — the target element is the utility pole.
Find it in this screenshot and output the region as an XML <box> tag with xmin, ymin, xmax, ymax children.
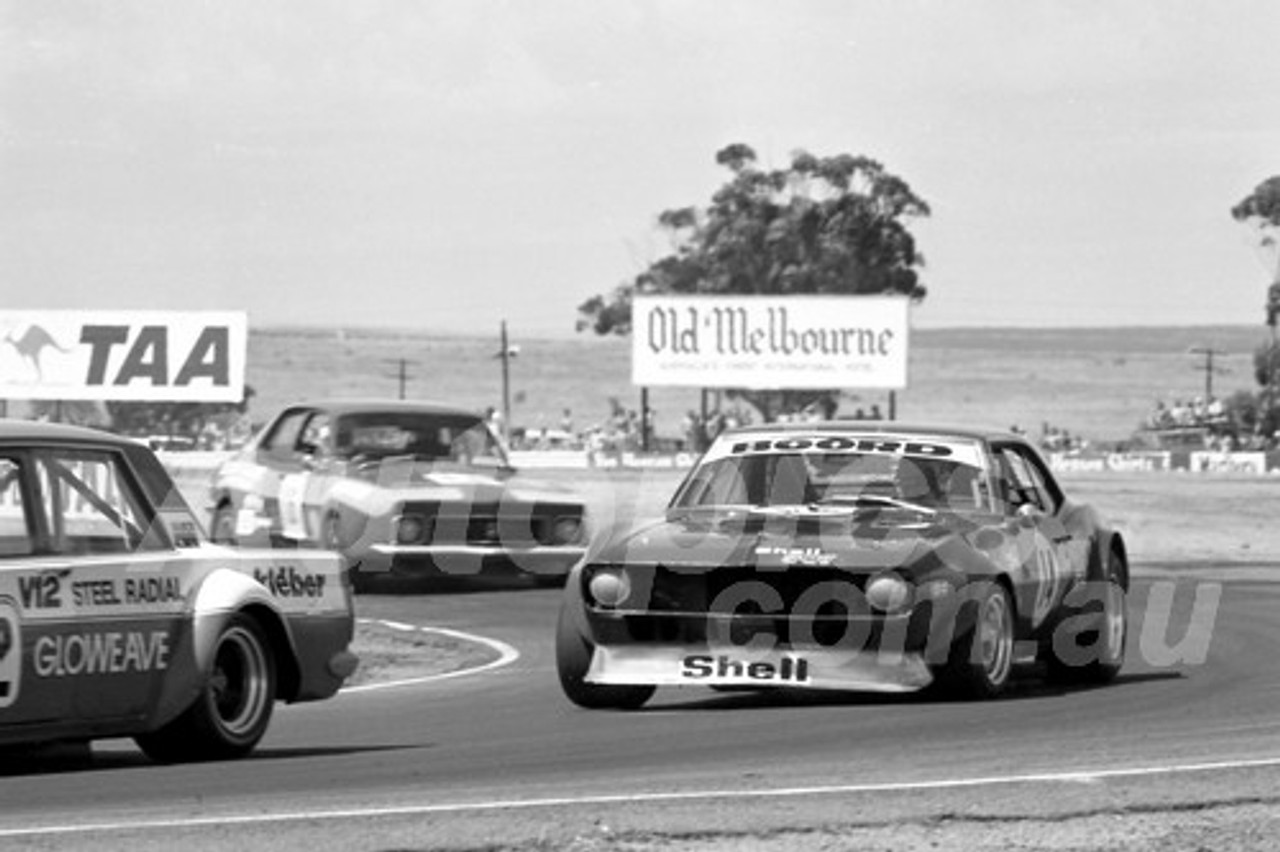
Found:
<box><xmin>495</xmin><ymin>321</ymin><xmax>519</xmax><ymax>440</ymax></box>
<box><xmin>1188</xmin><ymin>346</ymin><xmax>1228</xmax><ymax>399</ymax></box>
<box><xmin>383</xmin><ymin>358</ymin><xmax>413</xmax><ymax>400</ymax></box>
<box><xmin>500</xmin><ymin>322</ymin><xmax>511</xmax><ymax>437</ymax></box>
<box><xmin>640</xmin><ymin>387</ymin><xmax>650</xmax><ymax>452</ymax></box>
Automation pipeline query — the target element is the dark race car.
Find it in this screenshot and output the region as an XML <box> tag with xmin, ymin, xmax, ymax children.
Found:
<box><xmin>0</xmin><ymin>419</ymin><xmax>356</xmax><ymax>762</ymax></box>
<box><xmin>209</xmin><ymin>399</ymin><xmax>588</xmax><ymax>590</ymax></box>
<box><xmin>557</xmin><ymin>422</ymin><xmax>1128</xmax><ymax>708</ymax></box>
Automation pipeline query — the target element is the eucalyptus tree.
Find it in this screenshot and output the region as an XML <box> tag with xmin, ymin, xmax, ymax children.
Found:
<box><xmin>1230</xmin><ymin>177</ymin><xmax>1280</xmax><ymax>434</ymax></box>
<box><xmin>577</xmin><ymin>143</ymin><xmax>931</xmax><ymax>421</ymax></box>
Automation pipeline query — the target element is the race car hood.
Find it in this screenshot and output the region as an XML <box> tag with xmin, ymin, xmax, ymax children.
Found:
<box><xmin>328</xmin><ymin>462</ymin><xmax>583</xmax><ymax>513</ymax></box>
<box><xmin>588</xmin><ymin>505</ymin><xmax>993</xmax><ymax>576</ymax></box>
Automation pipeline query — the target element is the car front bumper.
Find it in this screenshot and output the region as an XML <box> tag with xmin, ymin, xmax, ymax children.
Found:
<box><xmin>586</xmin><ymin>642</ymin><xmax>934</xmax><ymax>693</ymax></box>
<box><xmin>360</xmin><ymin>543</ymin><xmax>586</xmax><ymax>579</ymax></box>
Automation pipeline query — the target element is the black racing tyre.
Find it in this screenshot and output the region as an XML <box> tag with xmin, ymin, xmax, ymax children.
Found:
<box><xmin>135</xmin><ymin>613</ymin><xmax>277</xmax><ymax>763</ymax></box>
<box><xmin>934</xmin><ymin>581</ymin><xmax>1016</xmax><ymax>700</ymax></box>
<box><xmin>1045</xmin><ymin>549</ymin><xmax>1127</xmax><ymax>686</ymax></box>
<box><xmin>209</xmin><ymin>502</ymin><xmax>238</xmax><ymax>545</ymax></box>
<box><xmin>555</xmin><ymin>609</ymin><xmax>654</xmax><ymax>710</ymax></box>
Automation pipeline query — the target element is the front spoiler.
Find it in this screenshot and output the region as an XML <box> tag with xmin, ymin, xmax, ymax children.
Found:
<box><xmin>586</xmin><ymin>644</ymin><xmax>934</xmax><ymax>693</ymax></box>
<box><xmin>360</xmin><ymin>543</ymin><xmax>585</xmax><ymax>577</ymax></box>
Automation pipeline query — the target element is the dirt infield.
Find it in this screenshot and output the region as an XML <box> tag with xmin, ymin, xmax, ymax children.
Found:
<box><xmin>1056</xmin><ymin>472</ymin><xmax>1280</xmax><ymax>567</ymax></box>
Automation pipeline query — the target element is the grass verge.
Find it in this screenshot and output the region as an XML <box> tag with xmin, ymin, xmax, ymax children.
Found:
<box><xmin>346</xmin><ymin>619</ymin><xmax>503</xmax><ymax>688</ymax></box>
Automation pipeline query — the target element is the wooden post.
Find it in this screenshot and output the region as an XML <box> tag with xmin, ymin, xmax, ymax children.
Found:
<box><xmin>699</xmin><ymin>388</ymin><xmax>709</xmax><ymax>450</ymax></box>
<box><xmin>640</xmin><ymin>387</ymin><xmax>650</xmax><ymax>452</ymax></box>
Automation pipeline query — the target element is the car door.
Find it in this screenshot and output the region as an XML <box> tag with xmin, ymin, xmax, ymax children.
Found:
<box><xmin>0</xmin><ymin>451</ymin><xmax>71</xmax><ymax>730</ymax></box>
<box><xmin>27</xmin><ymin>446</ymin><xmax>185</xmax><ymax>722</ymax></box>
<box><xmin>992</xmin><ymin>442</ymin><xmax>1075</xmax><ymax>630</ymax></box>
<box><xmin>253</xmin><ymin>407</ymin><xmax>318</xmax><ymax>542</ymax></box>
<box><xmin>275</xmin><ymin>410</ymin><xmax>345</xmax><ymax>544</ymax></box>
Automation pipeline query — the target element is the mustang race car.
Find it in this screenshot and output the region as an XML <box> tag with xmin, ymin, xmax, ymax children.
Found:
<box><xmin>557</xmin><ymin>422</ymin><xmax>1128</xmax><ymax>708</ymax></box>
<box><xmin>0</xmin><ymin>420</ymin><xmax>356</xmax><ymax>762</ymax></box>
<box><xmin>209</xmin><ymin>399</ymin><xmax>588</xmax><ymax>590</ymax></box>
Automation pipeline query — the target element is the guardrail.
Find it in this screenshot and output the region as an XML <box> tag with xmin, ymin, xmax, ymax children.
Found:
<box><xmin>155</xmin><ymin>450</ymin><xmax>698</xmax><ymax>483</ymax></box>
<box><xmin>157</xmin><ymin>448</ymin><xmax>1280</xmax><ymax>485</ymax></box>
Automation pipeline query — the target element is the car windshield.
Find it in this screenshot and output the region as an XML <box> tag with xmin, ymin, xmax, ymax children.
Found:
<box><xmin>333</xmin><ymin>411</ymin><xmax>507</xmax><ymax>468</ymax></box>
<box><xmin>672</xmin><ymin>436</ymin><xmax>994</xmax><ymax>513</ymax></box>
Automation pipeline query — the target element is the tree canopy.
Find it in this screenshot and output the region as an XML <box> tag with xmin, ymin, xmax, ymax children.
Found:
<box><xmin>577</xmin><ymin>143</ymin><xmax>931</xmax><ymax>421</ymax></box>
<box><xmin>105</xmin><ymin>386</ymin><xmax>255</xmax><ymax>444</ymax></box>
<box><xmin>1231</xmin><ymin>176</ymin><xmax>1280</xmax><ymax>230</ymax></box>
<box><xmin>1231</xmin><ymin>177</ymin><xmax>1280</xmax><ymax>437</ymax></box>
<box><xmin>1232</xmin><ymin>177</ymin><xmax>1280</xmax><ymax>292</ymax></box>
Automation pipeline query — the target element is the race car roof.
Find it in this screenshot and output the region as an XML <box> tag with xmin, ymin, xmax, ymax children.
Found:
<box><xmin>286</xmin><ymin>398</ymin><xmax>485</xmax><ymax>418</ymax></box>
<box><xmin>0</xmin><ymin>418</ymin><xmax>137</xmax><ymax>446</ymax></box>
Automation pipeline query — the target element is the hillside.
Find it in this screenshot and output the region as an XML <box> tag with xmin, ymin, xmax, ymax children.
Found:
<box><xmin>241</xmin><ymin>324</ymin><xmax>1270</xmax><ymax>445</ymax></box>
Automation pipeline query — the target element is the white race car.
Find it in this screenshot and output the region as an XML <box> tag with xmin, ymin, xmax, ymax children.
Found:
<box><xmin>0</xmin><ymin>420</ymin><xmax>357</xmax><ymax>762</ymax></box>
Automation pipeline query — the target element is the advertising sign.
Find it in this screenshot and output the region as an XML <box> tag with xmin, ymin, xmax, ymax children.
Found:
<box><xmin>0</xmin><ymin>311</ymin><xmax>247</xmax><ymax>402</ymax></box>
<box><xmin>631</xmin><ymin>295</ymin><xmax>908</xmax><ymax>389</ymax></box>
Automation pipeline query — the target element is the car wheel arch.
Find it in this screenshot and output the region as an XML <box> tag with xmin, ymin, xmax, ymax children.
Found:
<box><xmin>320</xmin><ymin>502</ymin><xmax>367</xmax><ymax>549</ymax></box>
<box><xmin>189</xmin><ymin>569</ymin><xmax>300</xmax><ymax>698</ymax></box>
<box><xmin>1108</xmin><ymin>536</ymin><xmax>1130</xmax><ymax>589</ymax></box>
<box><xmin>932</xmin><ymin>572</ymin><xmax>1018</xmax><ymax>699</ymax></box>
<box><xmin>237</xmin><ymin>601</ymin><xmax>302</xmax><ymax>701</ymax></box>
<box><xmin>973</xmin><ymin>572</ymin><xmax>1022</xmax><ymax>634</ymax></box>
<box><xmin>1089</xmin><ymin>533</ymin><xmax>1130</xmax><ymax>590</ymax></box>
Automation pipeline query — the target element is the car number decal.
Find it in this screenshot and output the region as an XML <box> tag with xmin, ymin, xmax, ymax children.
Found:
<box><xmin>1030</xmin><ymin>540</ymin><xmax>1062</xmax><ymax>625</ymax></box>
<box><xmin>0</xmin><ymin>599</ymin><xmax>20</xmax><ymax>708</ymax></box>
<box><xmin>277</xmin><ymin>473</ymin><xmax>310</xmax><ymax>540</ymax></box>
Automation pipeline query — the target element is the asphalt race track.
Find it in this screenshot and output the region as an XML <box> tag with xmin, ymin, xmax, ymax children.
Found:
<box><xmin>2</xmin><ymin>566</ymin><xmax>1280</xmax><ymax>850</ymax></box>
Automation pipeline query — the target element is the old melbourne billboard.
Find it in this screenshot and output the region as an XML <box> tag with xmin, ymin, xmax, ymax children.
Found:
<box><xmin>0</xmin><ymin>311</ymin><xmax>247</xmax><ymax>402</ymax></box>
<box><xmin>632</xmin><ymin>295</ymin><xmax>908</xmax><ymax>389</ymax></box>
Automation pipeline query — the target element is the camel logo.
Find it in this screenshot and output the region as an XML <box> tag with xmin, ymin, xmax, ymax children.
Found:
<box><xmin>0</xmin><ymin>600</ymin><xmax>19</xmax><ymax>708</ymax></box>
<box><xmin>3</xmin><ymin>324</ymin><xmax>70</xmax><ymax>383</ymax></box>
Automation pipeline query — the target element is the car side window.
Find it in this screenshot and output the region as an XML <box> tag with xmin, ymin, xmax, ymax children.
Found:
<box><xmin>261</xmin><ymin>410</ymin><xmax>311</xmax><ymax>459</ymax></box>
<box><xmin>672</xmin><ymin>459</ymin><xmax>750</xmax><ymax>507</ymax></box>
<box><xmin>996</xmin><ymin>445</ymin><xmax>1059</xmax><ymax>514</ymax></box>
<box><xmin>0</xmin><ymin>457</ymin><xmax>34</xmax><ymax>558</ymax></box>
<box><xmin>298</xmin><ymin>413</ymin><xmax>333</xmax><ymax>456</ymax></box>
<box><xmin>34</xmin><ymin>450</ymin><xmax>159</xmax><ymax>555</ymax></box>
<box><xmin>1016</xmin><ymin>446</ymin><xmax>1062</xmax><ymax>512</ymax></box>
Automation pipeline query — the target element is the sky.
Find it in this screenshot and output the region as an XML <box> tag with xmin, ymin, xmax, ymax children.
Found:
<box><xmin>3</xmin><ymin>0</ymin><xmax>1280</xmax><ymax>337</ymax></box>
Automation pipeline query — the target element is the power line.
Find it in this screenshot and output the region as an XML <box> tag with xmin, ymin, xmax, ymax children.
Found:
<box><xmin>383</xmin><ymin>358</ymin><xmax>416</xmax><ymax>400</ymax></box>
<box><xmin>1187</xmin><ymin>346</ymin><xmax>1229</xmax><ymax>399</ymax></box>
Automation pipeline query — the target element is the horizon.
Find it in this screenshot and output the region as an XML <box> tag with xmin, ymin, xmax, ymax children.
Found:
<box><xmin>253</xmin><ymin>318</ymin><xmax>1274</xmax><ymax>340</ymax></box>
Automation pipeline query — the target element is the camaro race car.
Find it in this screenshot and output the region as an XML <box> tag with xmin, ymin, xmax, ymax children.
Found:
<box><xmin>209</xmin><ymin>399</ymin><xmax>588</xmax><ymax>589</ymax></box>
<box><xmin>557</xmin><ymin>422</ymin><xmax>1129</xmax><ymax>708</ymax></box>
<box><xmin>0</xmin><ymin>420</ymin><xmax>357</xmax><ymax>762</ymax></box>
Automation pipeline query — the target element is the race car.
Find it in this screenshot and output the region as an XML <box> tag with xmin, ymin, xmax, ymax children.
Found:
<box><xmin>209</xmin><ymin>399</ymin><xmax>588</xmax><ymax>590</ymax></box>
<box><xmin>557</xmin><ymin>422</ymin><xmax>1128</xmax><ymax>708</ymax></box>
<box><xmin>0</xmin><ymin>420</ymin><xmax>357</xmax><ymax>762</ymax></box>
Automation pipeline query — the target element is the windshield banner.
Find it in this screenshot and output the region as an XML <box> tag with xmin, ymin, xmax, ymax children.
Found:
<box><xmin>704</xmin><ymin>432</ymin><xmax>986</xmax><ymax>469</ymax></box>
